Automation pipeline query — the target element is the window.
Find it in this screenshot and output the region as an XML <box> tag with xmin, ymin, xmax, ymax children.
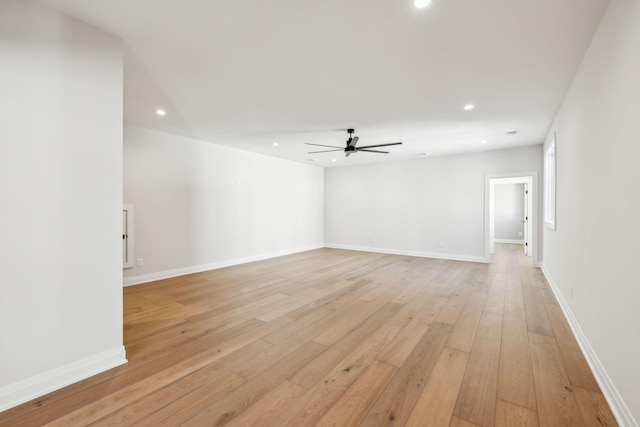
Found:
<box><xmin>544</xmin><ymin>136</ymin><xmax>556</xmax><ymax>230</ymax></box>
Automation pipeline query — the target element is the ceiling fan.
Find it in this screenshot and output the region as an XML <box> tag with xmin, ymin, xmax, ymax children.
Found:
<box><xmin>306</xmin><ymin>129</ymin><xmax>402</xmax><ymax>157</ymax></box>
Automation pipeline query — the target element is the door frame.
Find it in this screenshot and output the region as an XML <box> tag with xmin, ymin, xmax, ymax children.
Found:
<box><xmin>484</xmin><ymin>172</ymin><xmax>539</xmax><ymax>267</ymax></box>
<box><xmin>523</xmin><ymin>181</ymin><xmax>529</xmax><ymax>255</ymax></box>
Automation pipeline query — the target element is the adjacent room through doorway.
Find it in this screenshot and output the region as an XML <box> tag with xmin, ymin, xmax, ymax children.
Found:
<box><xmin>485</xmin><ymin>174</ymin><xmax>537</xmax><ymax>267</ymax></box>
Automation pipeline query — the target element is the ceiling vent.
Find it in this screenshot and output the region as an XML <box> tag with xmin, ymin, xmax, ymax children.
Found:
<box><xmin>505</xmin><ymin>130</ymin><xmax>519</xmax><ymax>136</ymax></box>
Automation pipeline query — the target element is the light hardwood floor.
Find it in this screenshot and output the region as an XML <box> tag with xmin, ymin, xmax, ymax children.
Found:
<box><xmin>0</xmin><ymin>244</ymin><xmax>617</xmax><ymax>426</ymax></box>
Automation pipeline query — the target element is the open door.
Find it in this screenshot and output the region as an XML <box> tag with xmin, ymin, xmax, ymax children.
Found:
<box><xmin>123</xmin><ymin>204</ymin><xmax>134</xmax><ymax>269</ymax></box>
<box><xmin>523</xmin><ymin>183</ymin><xmax>533</xmax><ymax>257</ymax></box>
<box><xmin>523</xmin><ymin>183</ymin><xmax>529</xmax><ymax>255</ymax></box>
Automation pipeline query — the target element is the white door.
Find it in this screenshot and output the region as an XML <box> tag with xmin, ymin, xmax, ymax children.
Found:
<box><xmin>123</xmin><ymin>209</ymin><xmax>128</xmax><ymax>264</ymax></box>
<box><xmin>123</xmin><ymin>204</ymin><xmax>134</xmax><ymax>268</ymax></box>
<box><xmin>523</xmin><ymin>183</ymin><xmax>528</xmax><ymax>255</ymax></box>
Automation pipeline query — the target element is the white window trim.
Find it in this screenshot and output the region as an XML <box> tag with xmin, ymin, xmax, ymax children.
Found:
<box><xmin>544</xmin><ymin>136</ymin><xmax>556</xmax><ymax>230</ymax></box>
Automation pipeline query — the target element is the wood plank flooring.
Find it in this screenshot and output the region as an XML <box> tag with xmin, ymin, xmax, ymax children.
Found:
<box><xmin>0</xmin><ymin>244</ymin><xmax>617</xmax><ymax>426</ymax></box>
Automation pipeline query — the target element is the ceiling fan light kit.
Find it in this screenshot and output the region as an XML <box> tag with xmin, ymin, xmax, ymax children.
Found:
<box><xmin>306</xmin><ymin>129</ymin><xmax>402</xmax><ymax>158</ymax></box>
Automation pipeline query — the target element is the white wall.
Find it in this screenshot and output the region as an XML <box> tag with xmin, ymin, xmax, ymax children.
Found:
<box><xmin>541</xmin><ymin>0</ymin><xmax>640</xmax><ymax>424</ymax></box>
<box><xmin>494</xmin><ymin>184</ymin><xmax>525</xmax><ymax>241</ymax></box>
<box><xmin>0</xmin><ymin>0</ymin><xmax>125</xmax><ymax>411</ymax></box>
<box><xmin>123</xmin><ymin>125</ymin><xmax>324</xmax><ymax>285</ymax></box>
<box><xmin>325</xmin><ymin>146</ymin><xmax>541</xmax><ymax>261</ymax></box>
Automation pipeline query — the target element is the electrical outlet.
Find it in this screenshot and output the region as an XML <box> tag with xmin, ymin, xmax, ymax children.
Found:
<box><xmin>137</xmin><ymin>258</ymin><xmax>144</xmax><ymax>267</ymax></box>
<box><xmin>518</xmin><ymin>231</ymin><xmax>523</xmax><ymax>237</ymax></box>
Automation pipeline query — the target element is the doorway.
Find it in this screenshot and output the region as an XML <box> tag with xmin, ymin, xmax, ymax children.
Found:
<box><xmin>484</xmin><ymin>173</ymin><xmax>538</xmax><ymax>267</ymax></box>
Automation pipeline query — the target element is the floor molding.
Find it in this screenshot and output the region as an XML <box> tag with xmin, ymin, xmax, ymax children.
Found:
<box><xmin>541</xmin><ymin>264</ymin><xmax>637</xmax><ymax>427</ymax></box>
<box><xmin>123</xmin><ymin>244</ymin><xmax>325</xmax><ymax>287</ymax></box>
<box><xmin>494</xmin><ymin>238</ymin><xmax>524</xmax><ymax>244</ymax></box>
<box><xmin>325</xmin><ymin>243</ymin><xmax>488</xmax><ymax>264</ymax></box>
<box><xmin>0</xmin><ymin>346</ymin><xmax>127</xmax><ymax>413</ymax></box>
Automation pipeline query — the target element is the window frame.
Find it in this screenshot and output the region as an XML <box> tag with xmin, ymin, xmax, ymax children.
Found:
<box><xmin>543</xmin><ymin>136</ymin><xmax>556</xmax><ymax>230</ymax></box>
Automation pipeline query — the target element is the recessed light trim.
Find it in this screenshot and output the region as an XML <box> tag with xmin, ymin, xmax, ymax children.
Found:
<box><xmin>155</xmin><ymin>109</ymin><xmax>166</xmax><ymax>116</ymax></box>
<box><xmin>463</xmin><ymin>104</ymin><xmax>474</xmax><ymax>111</ymax></box>
<box><xmin>479</xmin><ymin>139</ymin><xmax>488</xmax><ymax>144</ymax></box>
<box><xmin>272</xmin><ymin>142</ymin><xmax>279</xmax><ymax>147</ymax></box>
<box><xmin>414</xmin><ymin>0</ymin><xmax>431</xmax><ymax>8</ymax></box>
<box><xmin>331</xmin><ymin>159</ymin><xmax>337</xmax><ymax>163</ymax></box>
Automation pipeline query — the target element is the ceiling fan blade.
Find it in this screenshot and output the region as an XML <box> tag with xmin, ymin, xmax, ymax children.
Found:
<box><xmin>308</xmin><ymin>149</ymin><xmax>344</xmax><ymax>154</ymax></box>
<box><xmin>357</xmin><ymin>142</ymin><xmax>402</xmax><ymax>149</ymax></box>
<box><xmin>305</xmin><ymin>143</ymin><xmax>344</xmax><ymax>148</ymax></box>
<box><xmin>347</xmin><ymin>136</ymin><xmax>359</xmax><ymax>148</ymax></box>
<box><xmin>358</xmin><ymin>149</ymin><xmax>389</xmax><ymax>154</ymax></box>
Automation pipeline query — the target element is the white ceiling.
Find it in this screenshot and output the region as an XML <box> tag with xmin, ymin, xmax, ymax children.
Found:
<box><xmin>39</xmin><ymin>0</ymin><xmax>609</xmax><ymax>167</ymax></box>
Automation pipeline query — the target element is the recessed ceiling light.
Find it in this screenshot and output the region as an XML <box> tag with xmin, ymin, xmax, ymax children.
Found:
<box><xmin>414</xmin><ymin>0</ymin><xmax>431</xmax><ymax>8</ymax></box>
<box><xmin>156</xmin><ymin>109</ymin><xmax>166</xmax><ymax>116</ymax></box>
<box><xmin>272</xmin><ymin>142</ymin><xmax>279</xmax><ymax>147</ymax></box>
<box><xmin>463</xmin><ymin>104</ymin><xmax>474</xmax><ymax>111</ymax></box>
<box><xmin>331</xmin><ymin>159</ymin><xmax>337</xmax><ymax>162</ymax></box>
<box><xmin>479</xmin><ymin>139</ymin><xmax>488</xmax><ymax>144</ymax></box>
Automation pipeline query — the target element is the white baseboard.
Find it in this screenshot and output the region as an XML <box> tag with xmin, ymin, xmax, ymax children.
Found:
<box><xmin>325</xmin><ymin>243</ymin><xmax>488</xmax><ymax>264</ymax></box>
<box><xmin>0</xmin><ymin>346</ymin><xmax>127</xmax><ymax>413</ymax></box>
<box><xmin>123</xmin><ymin>244</ymin><xmax>325</xmax><ymax>287</ymax></box>
<box><xmin>494</xmin><ymin>238</ymin><xmax>524</xmax><ymax>244</ymax></box>
<box><xmin>541</xmin><ymin>264</ymin><xmax>637</xmax><ymax>427</ymax></box>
